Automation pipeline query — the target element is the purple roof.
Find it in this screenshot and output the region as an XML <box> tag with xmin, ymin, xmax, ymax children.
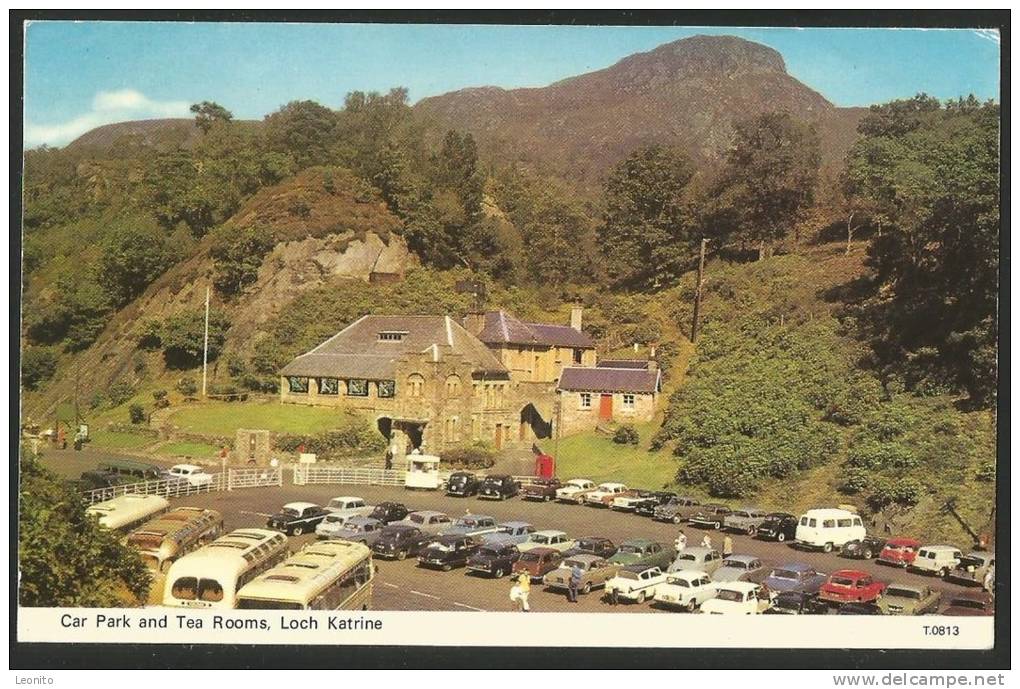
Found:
<box><xmin>558</xmin><ymin>367</ymin><xmax>661</xmax><ymax>394</ymax></box>
<box><xmin>597</xmin><ymin>359</ymin><xmax>652</xmax><ymax>369</ymax></box>
<box><xmin>475</xmin><ymin>311</ymin><xmax>594</xmax><ymax>348</ymax></box>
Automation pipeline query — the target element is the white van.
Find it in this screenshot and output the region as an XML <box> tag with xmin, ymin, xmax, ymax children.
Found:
<box><xmin>794</xmin><ymin>508</ymin><xmax>865</xmax><ymax>553</ymax></box>
<box><xmin>908</xmin><ymin>545</ymin><xmax>963</xmax><ymax>577</ymax></box>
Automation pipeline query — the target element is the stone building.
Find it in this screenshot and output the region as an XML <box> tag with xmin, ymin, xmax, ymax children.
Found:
<box><xmin>556</xmin><ymin>361</ymin><xmax>662</xmax><ymax>435</ymax></box>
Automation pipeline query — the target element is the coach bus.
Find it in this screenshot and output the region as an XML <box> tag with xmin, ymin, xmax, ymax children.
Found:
<box><xmin>125</xmin><ymin>506</ymin><xmax>225</xmax><ymax>573</ymax></box>
<box><xmin>86</xmin><ymin>493</ymin><xmax>170</xmax><ymax>532</ymax></box>
<box><xmin>162</xmin><ymin>528</ymin><xmax>289</xmax><ymax>609</ymax></box>
<box><xmin>235</xmin><ymin>540</ymin><xmax>374</xmax><ymax>611</ymax></box>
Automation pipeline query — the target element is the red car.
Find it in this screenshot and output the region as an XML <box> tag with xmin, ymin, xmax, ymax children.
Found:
<box><xmin>512</xmin><ymin>547</ymin><xmax>563</xmax><ymax>581</ymax></box>
<box><xmin>818</xmin><ymin>570</ymin><xmax>886</xmax><ymax>605</ymax></box>
<box><xmin>877</xmin><ymin>537</ymin><xmax>921</xmax><ymax>567</ymax></box>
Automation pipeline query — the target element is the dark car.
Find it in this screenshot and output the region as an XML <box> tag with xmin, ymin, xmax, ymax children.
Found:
<box><xmin>943</xmin><ymin>591</ymin><xmax>994</xmax><ymax>617</ymax></box>
<box><xmin>837</xmin><ymin>601</ymin><xmax>884</xmax><ymax>615</ymax></box>
<box><xmin>445</xmin><ymin>471</ymin><xmax>481</xmax><ymax>497</ymax></box>
<box><xmin>765</xmin><ymin>591</ymin><xmax>831</xmax><ymax>615</ymax></box>
<box><xmin>266</xmin><ymin>502</ymin><xmax>330</xmax><ymax>536</ymax></box>
<box><xmin>370</xmin><ymin>501</ymin><xmax>410</xmax><ymax>524</ymax></box>
<box><xmin>477</xmin><ymin>475</ymin><xmax>519</xmax><ymax>501</ymax></box>
<box><xmin>371</xmin><ymin>524</ymin><xmax>433</xmax><ymax>560</ymax></box>
<box><xmin>631</xmin><ymin>492</ymin><xmax>678</xmax><ymax>517</ymax></box>
<box><xmin>417</xmin><ymin>535</ymin><xmax>480</xmax><ymax>571</ymax></box>
<box><xmin>513</xmin><ymin>547</ymin><xmax>563</xmax><ymax>581</ymax></box>
<box><xmin>70</xmin><ymin>470</ymin><xmax>134</xmax><ymax>492</ymax></box>
<box><xmin>563</xmin><ymin>536</ymin><xmax>618</xmax><ymax>559</ymax></box>
<box><xmin>688</xmin><ymin>504</ymin><xmax>732</xmax><ymax>530</ymax></box>
<box><xmin>465</xmin><ymin>539</ymin><xmax>521</xmax><ymax>578</ymax></box>
<box><xmin>520</xmin><ymin>477</ymin><xmax>562</xmax><ymax>502</ymax></box>
<box><xmin>756</xmin><ymin>513</ymin><xmax>799</xmax><ymax>543</ymax></box>
<box><xmin>841</xmin><ymin>535</ymin><xmax>888</xmax><ymax>560</ymax></box>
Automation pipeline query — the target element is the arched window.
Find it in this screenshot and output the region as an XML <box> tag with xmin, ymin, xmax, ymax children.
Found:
<box><xmin>406</xmin><ymin>374</ymin><xmax>425</xmax><ymax>397</ymax></box>
<box><xmin>445</xmin><ymin>374</ymin><xmax>462</xmax><ymax>396</ymax></box>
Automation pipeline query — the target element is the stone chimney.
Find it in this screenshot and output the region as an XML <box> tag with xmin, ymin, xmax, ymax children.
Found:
<box><xmin>462</xmin><ymin>312</ymin><xmax>486</xmax><ymax>336</ymax></box>
<box><xmin>570</xmin><ymin>305</ymin><xmax>583</xmax><ymax>332</ymax></box>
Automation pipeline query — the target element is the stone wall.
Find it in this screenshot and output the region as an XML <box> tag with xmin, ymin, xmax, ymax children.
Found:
<box><xmin>558</xmin><ymin>390</ymin><xmax>658</xmax><ymax>435</ymax></box>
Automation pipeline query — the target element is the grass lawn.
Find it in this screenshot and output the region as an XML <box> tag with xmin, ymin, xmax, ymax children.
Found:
<box><xmin>554</xmin><ymin>425</ymin><xmax>678</xmax><ymax>490</ymax></box>
<box><xmin>153</xmin><ymin>440</ymin><xmax>222</xmax><ymax>460</ymax></box>
<box><xmin>166</xmin><ymin>401</ymin><xmax>350</xmax><ymax>436</ymax></box>
<box><xmin>88</xmin><ymin>430</ymin><xmax>156</xmax><ymax>451</ymax></box>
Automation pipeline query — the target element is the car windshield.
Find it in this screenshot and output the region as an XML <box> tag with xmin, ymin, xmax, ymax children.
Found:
<box><xmin>771</xmin><ymin>569</ymin><xmax>800</xmax><ymax>580</ymax></box>
<box><xmin>618</xmin><ymin>544</ymin><xmax>642</xmax><ymax>554</ymax></box>
<box><xmin>481</xmin><ymin>478</ymin><xmax>501</xmax><ymax>487</ymax></box>
<box><xmin>666</xmin><ymin>576</ymin><xmax>690</xmax><ymax>587</ymax></box>
<box><xmin>450</xmin><ymin>476</ymin><xmax>467</xmax><ymax>484</ymax></box>
<box><xmin>676</xmin><ymin>553</ymin><xmax>697</xmax><ymax>562</ymax></box>
<box><xmin>616</xmin><ymin>571</ymin><xmax>640</xmax><ymax>581</ymax></box>
<box><xmin>282</xmin><ymin>508</ymin><xmax>300</xmax><ymax>517</ymax></box>
<box><xmin>457</xmin><ymin>518</ymin><xmax>479</xmax><ymax>527</ymax></box>
<box><xmin>410</xmin><ymin>514</ymin><xmax>425</xmax><ymax>524</ymax></box>
<box><xmin>949</xmin><ymin>599</ymin><xmax>985</xmax><ymax>610</ymax></box>
<box><xmin>886</xmin><ymin>544</ymin><xmax>912</xmax><ymax>552</ymax></box>
<box><xmin>520</xmin><ymin>552</ymin><xmax>542</xmax><ymax>562</ymax></box>
<box><xmin>324</xmin><ymin>515</ymin><xmax>346</xmax><ymax>524</ymax></box>
<box><xmin>886</xmin><ymin>588</ymin><xmax>921</xmax><ymax>600</ymax></box>
<box><xmin>716</xmin><ymin>589</ymin><xmax>745</xmax><ymax>603</ymax></box>
<box><xmin>830</xmin><ymin>577</ymin><xmax>855</xmax><ymax>587</ymax></box>
<box><xmin>479</xmin><ymin>547</ymin><xmax>502</xmax><ymax>557</ymax></box>
<box><xmin>958</xmin><ymin>556</ymin><xmax>984</xmax><ymax>568</ymax></box>
<box><xmin>722</xmin><ymin>560</ymin><xmax>747</xmax><ymax>569</ymax></box>
<box><xmin>428</xmin><ymin>542</ymin><xmax>454</xmax><ymax>553</ymax></box>
<box><xmin>564</xmin><ymin>560</ymin><xmax>587</xmax><ymax>569</ymax></box>
<box><xmin>531</xmin><ymin>535</ymin><xmax>551</xmax><ymax>544</ymax></box>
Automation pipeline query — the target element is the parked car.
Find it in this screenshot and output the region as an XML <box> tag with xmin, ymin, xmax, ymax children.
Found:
<box><xmin>520</xmin><ymin>477</ymin><xmax>562</xmax><ymax>502</ymax></box>
<box><xmin>583</xmin><ymin>482</ymin><xmax>631</xmax><ymax>507</ymax></box>
<box><xmin>72</xmin><ymin>470</ymin><xmax>135</xmax><ymax>491</ymax></box>
<box><xmin>794</xmin><ymin>509</ymin><xmax>866</xmax><ymax>553</ymax></box>
<box><xmin>668</xmin><ymin>547</ymin><xmax>723</xmax><ymax>576</ymax></box>
<box><xmin>608</xmin><ymin>539</ymin><xmax>673</xmax><ymax>569</ymax></box>
<box><xmin>417</xmin><ymin>534</ymin><xmax>480</xmax><ymax>571</ymax></box>
<box><xmin>632</xmin><ymin>492</ymin><xmax>678</xmax><ymax>517</ymax></box>
<box><xmin>688</xmin><ymin>504</ymin><xmax>732</xmax><ymax>530</ymax></box>
<box><xmin>369</xmin><ymin>502</ymin><xmax>410</xmax><ymax>524</ymax></box>
<box><xmin>652</xmin><ymin>570</ymin><xmax>718</xmax><ymax>612</ymax></box>
<box><xmin>761</xmin><ymin>563</ymin><xmax>828</xmax><ymax>594</ymax></box>
<box><xmin>555</xmin><ymin>478</ymin><xmax>597</xmax><ymax>503</ymax></box>
<box><xmin>371</xmin><ymin>524</ymin><xmax>433</xmax><ymax>560</ymax></box>
<box><xmin>392</xmin><ymin>510</ymin><xmax>453</xmax><ymax>535</ymax></box>
<box><xmin>877</xmin><ymin>583</ymin><xmax>942</xmax><ymax>615</ymax></box>
<box><xmin>326</xmin><ymin>515</ymin><xmax>386</xmax><ymax>547</ymax></box>
<box><xmin>543</xmin><ymin>554</ymin><xmax>618</xmax><ymax>594</ymax></box>
<box><xmin>711</xmin><ymin>555</ymin><xmax>770</xmax><ymax>584</ymax></box>
<box><xmin>756</xmin><ymin>513</ymin><xmax>799</xmax><ymax>543</ymax></box>
<box><xmin>324</xmin><ymin>496</ymin><xmax>374</xmax><ymax>518</ymax></box>
<box><xmin>947</xmin><ymin>552</ymin><xmax>995</xmax><ymax>587</ymax></box>
<box><xmin>700</xmin><ymin>582</ymin><xmax>770</xmax><ymax>615</ymax></box>
<box><xmin>723</xmin><ymin>508</ymin><xmax>769</xmax><ymax>535</ymax></box>
<box><xmin>481</xmin><ymin>521</ymin><xmax>535</xmax><ymax>546</ymax></box>
<box><xmin>877</xmin><ymin>537</ymin><xmax>922</xmax><ymax>567</ymax></box>
<box><xmin>478</xmin><ymin>475</ymin><xmax>519</xmax><ymax>501</ymax></box>
<box><xmin>442</xmin><ymin>514</ymin><xmax>500</xmax><ymax>538</ymax></box>
<box><xmin>562</xmin><ymin>536</ymin><xmax>617</xmax><ymax>559</ymax></box>
<box><xmin>167</xmin><ymin>463</ymin><xmax>214</xmax><ymax>487</ymax></box>
<box><xmin>266</xmin><ymin>502</ymin><xmax>329</xmax><ymax>536</ymax></box>
<box><xmin>907</xmin><ymin>545</ymin><xmax>963</xmax><ymax>578</ymax></box>
<box><xmin>942</xmin><ymin>591</ymin><xmax>994</xmax><ymax>617</ymax></box>
<box><xmin>512</xmin><ymin>547</ymin><xmax>563</xmax><ymax>581</ymax></box>
<box><xmin>764</xmin><ymin>591</ymin><xmax>830</xmax><ymax>615</ymax></box>
<box><xmin>818</xmin><ymin>570</ymin><xmax>886</xmax><ymax>605</ymax></box>
<box><xmin>315</xmin><ymin>512</ymin><xmax>359</xmax><ymax>539</ymax></box>
<box><xmin>837</xmin><ymin>601</ymin><xmax>884</xmax><ymax>615</ymax></box>
<box><xmin>465</xmin><ymin>539</ymin><xmax>521</xmax><ymax>578</ymax></box>
<box><xmin>605</xmin><ymin>565</ymin><xmax>667</xmax><ymax>604</ymax></box>
<box><xmin>653</xmin><ymin>496</ymin><xmax>702</xmax><ymax>524</ymax></box>
<box><xmin>612</xmin><ymin>489</ymin><xmax>660</xmax><ymax>512</ymax></box>
<box><xmin>445</xmin><ymin>471</ymin><xmax>481</xmax><ymax>497</ymax></box>
<box><xmin>840</xmin><ymin>535</ymin><xmax>887</xmax><ymax>560</ymax></box>
<box><xmin>517</xmin><ymin>530</ymin><xmax>575</xmax><ymax>553</ymax></box>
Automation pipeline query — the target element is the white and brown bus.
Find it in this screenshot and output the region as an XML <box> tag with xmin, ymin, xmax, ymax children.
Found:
<box><xmin>86</xmin><ymin>493</ymin><xmax>169</xmax><ymax>532</ymax></box>
<box><xmin>162</xmin><ymin>528</ymin><xmax>289</xmax><ymax>609</ymax></box>
<box><xmin>125</xmin><ymin>507</ymin><xmax>225</xmax><ymax>573</ymax></box>
<box><xmin>236</xmin><ymin>540</ymin><xmax>374</xmax><ymax>611</ymax></box>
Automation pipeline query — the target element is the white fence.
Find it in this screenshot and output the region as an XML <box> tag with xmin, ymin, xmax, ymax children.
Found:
<box><xmin>291</xmin><ymin>464</ymin><xmax>542</xmax><ymax>489</ymax></box>
<box><xmin>81</xmin><ymin>467</ymin><xmax>282</xmax><ymax>505</ymax></box>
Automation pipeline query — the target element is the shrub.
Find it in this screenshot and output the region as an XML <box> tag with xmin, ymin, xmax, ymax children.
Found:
<box><xmin>107</xmin><ymin>381</ymin><xmax>135</xmax><ymax>407</ymax></box>
<box><xmin>175</xmin><ymin>377</ymin><xmax>198</xmax><ymax>397</ymax></box>
<box><xmin>613</xmin><ymin>425</ymin><xmax>640</xmax><ymax>445</ymax></box>
<box><xmin>22</xmin><ymin>347</ymin><xmax>58</xmax><ymax>390</ymax></box>
<box><xmin>128</xmin><ymin>404</ymin><xmax>146</xmax><ymax>424</ymax></box>
<box><xmin>208</xmin><ymin>383</ymin><xmax>247</xmax><ymax>402</ymax></box>
<box><xmin>443</xmin><ymin>443</ymin><xmax>497</xmax><ymax>470</ymax></box>
<box><xmin>975</xmin><ymin>461</ymin><xmax>995</xmax><ymax>483</ymax></box>
<box><xmin>152</xmin><ymin>390</ymin><xmax>170</xmax><ymax>409</ymax></box>
<box><xmin>276</xmin><ymin>421</ymin><xmax>386</xmax><ymax>459</ymax></box>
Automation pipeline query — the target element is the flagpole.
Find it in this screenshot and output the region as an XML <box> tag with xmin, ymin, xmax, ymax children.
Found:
<box><xmin>202</xmin><ymin>286</ymin><xmax>210</xmax><ymax>398</ymax></box>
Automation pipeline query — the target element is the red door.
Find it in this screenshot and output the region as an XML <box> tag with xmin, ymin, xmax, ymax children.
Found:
<box><xmin>598</xmin><ymin>394</ymin><xmax>613</xmax><ymax>421</ymax></box>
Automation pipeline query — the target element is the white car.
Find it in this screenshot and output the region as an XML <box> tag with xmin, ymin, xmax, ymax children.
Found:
<box><xmin>611</xmin><ymin>494</ymin><xmax>651</xmax><ymax>511</ymax></box>
<box><xmin>324</xmin><ymin>496</ymin><xmax>374</xmax><ymax>518</ymax></box>
<box><xmin>699</xmin><ymin>581</ymin><xmax>770</xmax><ymax>615</ymax></box>
<box><xmin>605</xmin><ymin>565</ymin><xmax>667</xmax><ymax>603</ymax></box>
<box><xmin>653</xmin><ymin>570</ymin><xmax>718</xmax><ymax>611</ymax></box>
<box><xmin>794</xmin><ymin>508</ymin><xmax>866</xmax><ymax>552</ymax></box>
<box><xmin>517</xmin><ymin>530</ymin><xmax>576</xmax><ymax>553</ymax></box>
<box><xmin>315</xmin><ymin>512</ymin><xmax>358</xmax><ymax>539</ymax></box>
<box><xmin>583</xmin><ymin>482</ymin><xmax>629</xmax><ymax>507</ymax></box>
<box><xmin>393</xmin><ymin>510</ymin><xmax>453</xmax><ymax>535</ymax></box>
<box><xmin>555</xmin><ymin>479</ymin><xmax>596</xmax><ymax>503</ymax></box>
<box><xmin>167</xmin><ymin>464</ymin><xmax>213</xmax><ymax>487</ymax></box>
<box><xmin>908</xmin><ymin>545</ymin><xmax>964</xmax><ymax>577</ymax></box>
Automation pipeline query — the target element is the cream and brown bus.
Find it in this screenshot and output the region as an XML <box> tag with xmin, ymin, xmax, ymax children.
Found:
<box><xmin>236</xmin><ymin>540</ymin><xmax>374</xmax><ymax>611</ymax></box>
<box><xmin>163</xmin><ymin>528</ymin><xmax>289</xmax><ymax>609</ymax></box>
<box><xmin>125</xmin><ymin>507</ymin><xmax>224</xmax><ymax>573</ymax></box>
<box><xmin>86</xmin><ymin>493</ymin><xmax>169</xmax><ymax>532</ymax></box>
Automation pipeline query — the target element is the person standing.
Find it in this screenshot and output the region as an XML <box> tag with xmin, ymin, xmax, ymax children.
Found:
<box><xmin>517</xmin><ymin>571</ymin><xmax>531</xmax><ymax>612</ymax></box>
<box><xmin>568</xmin><ymin>564</ymin><xmax>583</xmax><ymax>603</ymax></box>
<box><xmin>701</xmin><ymin>534</ymin><xmax>712</xmax><ymax>550</ymax></box>
<box><xmin>983</xmin><ymin>564</ymin><xmax>995</xmax><ymax>595</ymax></box>
<box><xmin>674</xmin><ymin>529</ymin><xmax>687</xmax><ymax>553</ymax></box>
<box><xmin>723</xmin><ymin>534</ymin><xmax>734</xmax><ymax>558</ymax></box>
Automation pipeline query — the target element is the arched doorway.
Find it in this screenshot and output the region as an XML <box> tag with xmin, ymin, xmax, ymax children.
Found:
<box><xmin>519</xmin><ymin>404</ymin><xmax>552</xmax><ymax>441</ymax></box>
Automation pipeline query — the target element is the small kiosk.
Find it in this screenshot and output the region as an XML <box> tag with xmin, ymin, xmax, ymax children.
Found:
<box><xmin>404</xmin><ymin>453</ymin><xmax>441</xmax><ymax>490</ymax></box>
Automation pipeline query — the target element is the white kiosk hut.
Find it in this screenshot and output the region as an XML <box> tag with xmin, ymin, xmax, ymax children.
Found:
<box><xmin>404</xmin><ymin>453</ymin><xmax>441</xmax><ymax>490</ymax></box>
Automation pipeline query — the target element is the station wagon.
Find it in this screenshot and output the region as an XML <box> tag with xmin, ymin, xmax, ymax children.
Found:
<box><xmin>394</xmin><ymin>510</ymin><xmax>453</xmax><ymax>535</ymax></box>
<box><xmin>723</xmin><ymin>508</ymin><xmax>769</xmax><ymax>535</ymax></box>
<box><xmin>517</xmin><ymin>530</ymin><xmax>575</xmax><ymax>553</ymax></box>
<box><xmin>667</xmin><ymin>547</ymin><xmax>723</xmax><ymax>576</ymax></box>
<box><xmin>441</xmin><ymin>514</ymin><xmax>499</xmax><ymax>537</ymax></box>
<box><xmin>543</xmin><ymin>554</ymin><xmax>618</xmax><ymax>594</ymax></box>
<box><xmin>482</xmin><ymin>521</ymin><xmax>535</xmax><ymax>545</ymax></box>
<box><xmin>608</xmin><ymin>539</ymin><xmax>673</xmax><ymax>569</ymax></box>
<box><xmin>877</xmin><ymin>584</ymin><xmax>942</xmax><ymax>615</ymax></box>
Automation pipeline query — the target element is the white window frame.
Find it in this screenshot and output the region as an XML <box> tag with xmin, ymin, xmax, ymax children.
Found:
<box><xmin>622</xmin><ymin>393</ymin><xmax>636</xmax><ymax>409</ymax></box>
<box><xmin>579</xmin><ymin>392</ymin><xmax>592</xmax><ymax>409</ymax></box>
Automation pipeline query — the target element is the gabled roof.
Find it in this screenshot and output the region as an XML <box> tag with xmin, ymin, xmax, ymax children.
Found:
<box><xmin>281</xmin><ymin>315</ymin><xmax>507</xmax><ymax>379</ymax></box>
<box><xmin>558</xmin><ymin>366</ymin><xmax>661</xmax><ymax>394</ymax></box>
<box><xmin>475</xmin><ymin>310</ymin><xmax>594</xmax><ymax>348</ymax></box>
<box><xmin>597</xmin><ymin>359</ymin><xmax>652</xmax><ymax>369</ymax></box>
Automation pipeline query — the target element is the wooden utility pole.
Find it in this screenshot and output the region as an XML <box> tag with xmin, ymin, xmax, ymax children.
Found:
<box><xmin>201</xmin><ymin>286</ymin><xmax>210</xmax><ymax>398</ymax></box>
<box><xmin>691</xmin><ymin>237</ymin><xmax>709</xmax><ymax>342</ymax></box>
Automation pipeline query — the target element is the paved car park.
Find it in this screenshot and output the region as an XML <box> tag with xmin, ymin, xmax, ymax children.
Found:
<box><xmin>167</xmin><ymin>482</ymin><xmax>983</xmax><ymax>614</ymax></box>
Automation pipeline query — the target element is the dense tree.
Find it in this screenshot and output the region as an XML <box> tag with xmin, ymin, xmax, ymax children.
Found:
<box><xmin>21</xmin><ymin>347</ymin><xmax>57</xmax><ymax>390</ymax></box>
<box><xmin>599</xmin><ymin>145</ymin><xmax>697</xmax><ymax>290</ymax></box>
<box><xmin>263</xmin><ymin>100</ymin><xmax>338</xmax><ymax>169</ymax></box>
<box><xmin>154</xmin><ymin>309</ymin><xmax>231</xmax><ymax>369</ymax></box>
<box><xmin>209</xmin><ymin>225</ymin><xmax>277</xmax><ymax>296</ymax></box>
<box><xmin>190</xmin><ymin>101</ymin><xmax>234</xmax><ymax>133</ymax></box>
<box><xmin>98</xmin><ymin>220</ymin><xmax>179</xmax><ymax>306</ymax></box>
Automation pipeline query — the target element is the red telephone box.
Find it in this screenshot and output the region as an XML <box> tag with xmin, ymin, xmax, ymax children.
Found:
<box><xmin>534</xmin><ymin>453</ymin><xmax>555</xmax><ymax>479</ymax></box>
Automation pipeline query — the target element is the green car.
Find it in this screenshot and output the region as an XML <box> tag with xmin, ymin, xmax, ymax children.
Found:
<box><xmin>607</xmin><ymin>539</ymin><xmax>674</xmax><ymax>569</ymax></box>
<box><xmin>877</xmin><ymin>583</ymin><xmax>942</xmax><ymax>615</ymax></box>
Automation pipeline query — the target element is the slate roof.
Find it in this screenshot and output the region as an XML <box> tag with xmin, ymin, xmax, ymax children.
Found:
<box><xmin>474</xmin><ymin>310</ymin><xmax>594</xmax><ymax>348</ymax></box>
<box><xmin>597</xmin><ymin>359</ymin><xmax>652</xmax><ymax>370</ymax></box>
<box><xmin>557</xmin><ymin>366</ymin><xmax>661</xmax><ymax>394</ymax></box>
<box><xmin>281</xmin><ymin>315</ymin><xmax>507</xmax><ymax>379</ymax></box>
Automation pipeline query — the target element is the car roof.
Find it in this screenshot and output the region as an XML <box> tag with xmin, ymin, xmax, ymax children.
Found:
<box><xmin>622</xmin><ymin>538</ymin><xmax>656</xmax><ymax>546</ymax></box>
<box><xmin>330</xmin><ymin>496</ymin><xmax>363</xmax><ymax>502</ymax></box>
<box><xmin>886</xmin><ymin>582</ymin><xmax>926</xmax><ymax>593</ymax></box>
<box><xmin>666</xmin><ymin>570</ymin><xmax>704</xmax><ymax>581</ymax></box>
<box><xmin>377</xmin><ymin>501</ymin><xmax>404</xmax><ymax>508</ymax></box>
<box><xmin>533</xmin><ymin>529</ymin><xmax>567</xmax><ymax>537</ymax></box>
<box><xmin>774</xmin><ymin>562</ymin><xmax>813</xmax><ymax>572</ymax></box>
<box><xmin>578</xmin><ymin>535</ymin><xmax>610</xmax><ymax>542</ymax></box>
<box><xmin>722</xmin><ymin>554</ymin><xmax>759</xmax><ymax>564</ymax></box>
<box><xmin>480</xmin><ymin>536</ymin><xmax>516</xmax><ymax>547</ymax></box>
<box><xmin>566</xmin><ymin>478</ymin><xmax>592</xmax><ymax>483</ymax></box>
<box><xmin>564</xmin><ymin>553</ymin><xmax>600</xmax><ymax>564</ymax></box>
<box><xmin>500</xmin><ymin>521</ymin><xmax>532</xmax><ymax>528</ymax></box>
<box><xmin>886</xmin><ymin>537</ymin><xmax>921</xmax><ymax>546</ymax></box>
<box><xmin>432</xmin><ymin>534</ymin><xmax>468</xmax><ymax>543</ymax></box>
<box><xmin>949</xmin><ymin>590</ymin><xmax>992</xmax><ymax>602</ymax></box>
<box><xmin>171</xmin><ymin>463</ymin><xmax>202</xmax><ymax>471</ymax></box>
<box><xmin>410</xmin><ymin>510</ymin><xmax>446</xmax><ymax>518</ymax></box>
<box><xmin>680</xmin><ymin>547</ymin><xmax>713</xmax><ymax>557</ymax></box>
<box><xmin>483</xmin><ymin>474</ymin><xmax>511</xmax><ymax>480</ymax></box>
<box><xmin>523</xmin><ymin>547</ymin><xmax>559</xmax><ymax>555</ymax></box>
<box><xmin>597</xmin><ymin>482</ymin><xmax>627</xmax><ymax>488</ymax></box>
<box><xmin>459</xmin><ymin>514</ymin><xmax>495</xmax><ymax>521</ymax></box>
<box><xmin>830</xmin><ymin>569</ymin><xmax>869</xmax><ymax>578</ymax></box>
<box><xmin>920</xmin><ymin>544</ymin><xmax>960</xmax><ymax>550</ymax></box>
<box><xmin>621</xmin><ymin>563</ymin><xmax>658</xmax><ymax>573</ymax></box>
<box><xmin>766</xmin><ymin>512</ymin><xmax>795</xmax><ymax>519</ymax></box>
<box><xmin>802</xmin><ymin>508</ymin><xmax>856</xmax><ymax>517</ymax></box>
<box><xmin>718</xmin><ymin>581</ymin><xmax>760</xmax><ymax>592</ymax></box>
<box><xmin>284</xmin><ymin>502</ymin><xmax>319</xmax><ymax>511</ymax></box>
<box><xmin>964</xmin><ymin>551</ymin><xmax>994</xmax><ymax>560</ymax></box>
<box><xmin>735</xmin><ymin>507</ymin><xmax>763</xmax><ymax>512</ymax></box>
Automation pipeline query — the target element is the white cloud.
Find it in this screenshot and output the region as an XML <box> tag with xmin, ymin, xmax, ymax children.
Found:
<box><xmin>24</xmin><ymin>89</ymin><xmax>191</xmax><ymax>148</ymax></box>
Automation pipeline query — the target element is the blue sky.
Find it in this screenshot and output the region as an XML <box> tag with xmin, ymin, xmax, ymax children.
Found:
<box><xmin>23</xmin><ymin>22</ymin><xmax>1001</xmax><ymax>147</ymax></box>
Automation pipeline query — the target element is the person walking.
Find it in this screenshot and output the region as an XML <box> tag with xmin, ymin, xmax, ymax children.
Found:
<box><xmin>674</xmin><ymin>529</ymin><xmax>687</xmax><ymax>553</ymax></box>
<box><xmin>723</xmin><ymin>535</ymin><xmax>734</xmax><ymax>558</ymax></box>
<box><xmin>983</xmin><ymin>564</ymin><xmax>995</xmax><ymax>595</ymax></box>
<box><xmin>567</xmin><ymin>563</ymin><xmax>583</xmax><ymax>603</ymax></box>
<box><xmin>517</xmin><ymin>571</ymin><xmax>531</xmax><ymax>612</ymax></box>
<box><xmin>701</xmin><ymin>534</ymin><xmax>712</xmax><ymax>550</ymax></box>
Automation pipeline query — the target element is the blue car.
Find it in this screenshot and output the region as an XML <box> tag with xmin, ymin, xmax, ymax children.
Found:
<box><xmin>762</xmin><ymin>562</ymin><xmax>828</xmax><ymax>594</ymax></box>
<box><xmin>481</xmin><ymin>521</ymin><xmax>535</xmax><ymax>546</ymax></box>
